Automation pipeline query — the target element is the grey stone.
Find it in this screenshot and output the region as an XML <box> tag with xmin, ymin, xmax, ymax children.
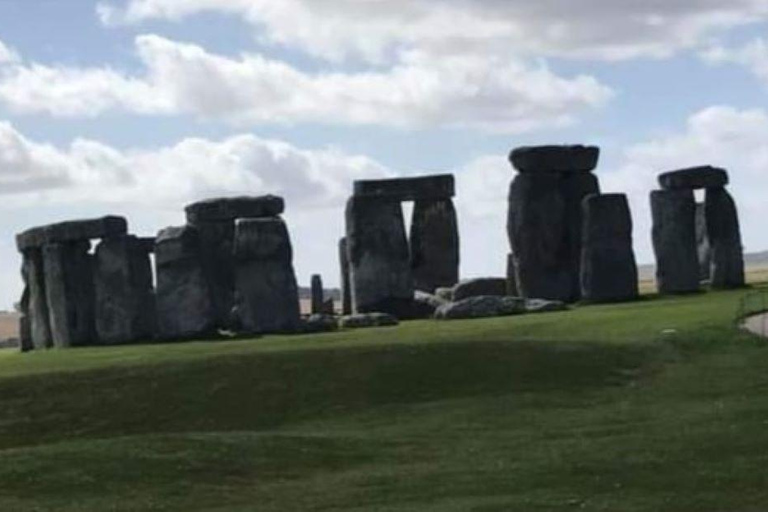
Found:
<box><xmin>705</xmin><ymin>187</ymin><xmax>745</xmax><ymax>289</ymax></box>
<box><xmin>311</xmin><ymin>274</ymin><xmax>324</xmax><ymax>315</ymax></box>
<box><xmin>353</xmin><ymin>174</ymin><xmax>455</xmax><ymax>201</ymax></box>
<box><xmin>509</xmin><ymin>145</ymin><xmax>599</xmax><ymax>173</ymax></box>
<box><xmin>658</xmin><ymin>166</ymin><xmax>728</xmax><ymax>191</ymax></box>
<box><xmin>17</xmin><ymin>216</ymin><xmax>127</xmax><ymax>251</ymax></box>
<box><xmin>434</xmin><ymin>296</ymin><xmax>526</xmax><ymax>320</ymax></box>
<box><xmin>94</xmin><ymin>235</ymin><xmax>156</xmax><ymax>345</ymax></box>
<box><xmin>435</xmin><ymin>287</ymin><xmax>454</xmax><ymax>302</ymax></box>
<box><xmin>302</xmin><ymin>314</ymin><xmax>338</xmax><ymax>334</ymax></box>
<box><xmin>412</xmin><ymin>290</ymin><xmax>447</xmax><ymax>318</ymax></box>
<box><xmin>21</xmin><ymin>250</ymin><xmax>52</xmax><ymax>350</ymax></box>
<box><xmin>506</xmin><ymin>254</ymin><xmax>518</xmax><ymax>296</ymax></box>
<box><xmin>18</xmin><ymin>315</ymin><xmax>32</xmax><ymax>352</ymax></box>
<box><xmin>410</xmin><ymin>198</ymin><xmax>460</xmax><ymax>293</ymax></box>
<box><xmin>321</xmin><ymin>298</ymin><xmax>335</xmax><ymax>315</ymax></box>
<box><xmin>345</xmin><ymin>196</ymin><xmax>414</xmax><ymax>317</ymax></box>
<box><xmin>234</xmin><ymin>218</ymin><xmax>301</xmax><ymax>334</ymax></box>
<box><xmin>191</xmin><ymin>220</ymin><xmax>236</xmax><ymax>329</ymax></box>
<box><xmin>580</xmin><ymin>194</ymin><xmax>639</xmax><ymax>303</ymax></box>
<box><xmin>651</xmin><ymin>190</ymin><xmax>700</xmax><ymax>294</ymax></box>
<box><xmin>339</xmin><ymin>237</ymin><xmax>352</xmax><ymax>316</ymax></box>
<box><xmin>185</xmin><ymin>195</ymin><xmax>285</xmax><ymax>224</ymax></box>
<box><xmin>507</xmin><ymin>172</ymin><xmax>599</xmax><ymax>302</ymax></box>
<box><xmin>452</xmin><ymin>278</ymin><xmax>508</xmax><ymax>302</ymax></box>
<box><xmin>525</xmin><ymin>299</ymin><xmax>568</xmax><ymax>314</ymax></box>
<box><xmin>43</xmin><ymin>241</ymin><xmax>96</xmax><ymax>348</ymax></box>
<box><xmin>338</xmin><ymin>313</ymin><xmax>399</xmax><ymax>329</ymax></box>
<box><xmin>695</xmin><ymin>202</ymin><xmax>712</xmax><ymax>281</ymax></box>
<box><xmin>155</xmin><ymin>226</ymin><xmax>216</xmax><ymax>340</ymax></box>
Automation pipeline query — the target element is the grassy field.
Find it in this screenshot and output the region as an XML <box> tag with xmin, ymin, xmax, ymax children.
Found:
<box><xmin>0</xmin><ymin>289</ymin><xmax>768</xmax><ymax>510</ymax></box>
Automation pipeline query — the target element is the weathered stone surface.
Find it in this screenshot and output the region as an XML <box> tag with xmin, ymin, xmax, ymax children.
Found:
<box><xmin>311</xmin><ymin>274</ymin><xmax>324</xmax><ymax>315</ymax></box>
<box><xmin>651</xmin><ymin>190</ymin><xmax>700</xmax><ymax>294</ymax></box>
<box><xmin>234</xmin><ymin>218</ymin><xmax>301</xmax><ymax>334</ymax></box>
<box><xmin>21</xmin><ymin>250</ymin><xmax>52</xmax><ymax>350</ymax></box>
<box><xmin>434</xmin><ymin>296</ymin><xmax>525</xmax><ymax>320</ymax></box>
<box><xmin>525</xmin><ymin>299</ymin><xmax>567</xmax><ymax>314</ymax></box>
<box><xmin>353</xmin><ymin>174</ymin><xmax>455</xmax><ymax>201</ymax></box>
<box><xmin>43</xmin><ymin>241</ymin><xmax>96</xmax><ymax>348</ymax></box>
<box><xmin>580</xmin><ymin>194</ymin><xmax>639</xmax><ymax>303</ymax></box>
<box><xmin>155</xmin><ymin>226</ymin><xmax>216</xmax><ymax>340</ymax></box>
<box><xmin>452</xmin><ymin>278</ymin><xmax>508</xmax><ymax>302</ymax></box>
<box><xmin>435</xmin><ymin>287</ymin><xmax>454</xmax><ymax>302</ymax></box>
<box><xmin>19</xmin><ymin>315</ymin><xmax>32</xmax><ymax>352</ymax></box>
<box><xmin>507</xmin><ymin>172</ymin><xmax>599</xmax><ymax>302</ymax></box>
<box><xmin>302</xmin><ymin>314</ymin><xmax>338</xmax><ymax>333</ymax></box>
<box><xmin>410</xmin><ymin>198</ymin><xmax>460</xmax><ymax>292</ymax></box>
<box><xmin>346</xmin><ymin>196</ymin><xmax>414</xmax><ymax>317</ymax></box>
<box><xmin>695</xmin><ymin>202</ymin><xmax>711</xmax><ymax>281</ymax></box>
<box><xmin>509</xmin><ymin>145</ymin><xmax>599</xmax><ymax>173</ymax></box>
<box><xmin>192</xmin><ymin>220</ymin><xmax>236</xmax><ymax>329</ymax></box>
<box><xmin>339</xmin><ymin>237</ymin><xmax>352</xmax><ymax>316</ymax></box>
<box><xmin>338</xmin><ymin>313</ymin><xmax>399</xmax><ymax>329</ymax></box>
<box><xmin>322</xmin><ymin>298</ymin><xmax>335</xmax><ymax>315</ymax></box>
<box><xmin>17</xmin><ymin>216</ymin><xmax>127</xmax><ymax>251</ymax></box>
<box><xmin>705</xmin><ymin>187</ymin><xmax>745</xmax><ymax>289</ymax></box>
<box><xmin>411</xmin><ymin>290</ymin><xmax>447</xmax><ymax>318</ymax></box>
<box><xmin>185</xmin><ymin>195</ymin><xmax>285</xmax><ymax>224</ymax></box>
<box><xmin>506</xmin><ymin>254</ymin><xmax>518</xmax><ymax>296</ymax></box>
<box><xmin>658</xmin><ymin>166</ymin><xmax>728</xmax><ymax>190</ymax></box>
<box><xmin>94</xmin><ymin>235</ymin><xmax>155</xmax><ymax>345</ymax></box>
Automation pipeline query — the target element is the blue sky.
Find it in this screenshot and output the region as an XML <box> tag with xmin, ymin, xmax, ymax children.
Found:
<box><xmin>1</xmin><ymin>0</ymin><xmax>768</xmax><ymax>308</ymax></box>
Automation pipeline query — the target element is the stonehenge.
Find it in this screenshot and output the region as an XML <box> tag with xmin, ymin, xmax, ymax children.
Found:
<box><xmin>651</xmin><ymin>166</ymin><xmax>744</xmax><ymax>293</ymax></box>
<box><xmin>344</xmin><ymin>174</ymin><xmax>459</xmax><ymax>317</ymax></box>
<box><xmin>507</xmin><ymin>145</ymin><xmax>601</xmax><ymax>302</ymax></box>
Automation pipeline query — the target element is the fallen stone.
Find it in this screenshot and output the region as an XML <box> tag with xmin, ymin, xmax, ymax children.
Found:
<box><xmin>452</xmin><ymin>278</ymin><xmax>508</xmax><ymax>302</ymax></box>
<box><xmin>17</xmin><ymin>216</ymin><xmax>127</xmax><ymax>251</ymax></box>
<box><xmin>705</xmin><ymin>187</ymin><xmax>745</xmax><ymax>289</ymax></box>
<box><xmin>302</xmin><ymin>314</ymin><xmax>339</xmax><ymax>333</ymax></box>
<box><xmin>509</xmin><ymin>145</ymin><xmax>600</xmax><ymax>173</ymax></box>
<box><xmin>234</xmin><ymin>218</ymin><xmax>301</xmax><ymax>334</ymax></box>
<box><xmin>338</xmin><ymin>313</ymin><xmax>399</xmax><ymax>329</ymax></box>
<box><xmin>155</xmin><ymin>226</ymin><xmax>216</xmax><ymax>340</ymax></box>
<box><xmin>94</xmin><ymin>235</ymin><xmax>156</xmax><ymax>345</ymax></box>
<box><xmin>346</xmin><ymin>196</ymin><xmax>414</xmax><ymax>316</ymax></box>
<box><xmin>185</xmin><ymin>195</ymin><xmax>285</xmax><ymax>224</ymax></box>
<box><xmin>651</xmin><ymin>190</ymin><xmax>700</xmax><ymax>294</ymax></box>
<box><xmin>658</xmin><ymin>166</ymin><xmax>728</xmax><ymax>190</ymax></box>
<box><xmin>434</xmin><ymin>287</ymin><xmax>454</xmax><ymax>302</ymax></box>
<box><xmin>525</xmin><ymin>299</ymin><xmax>568</xmax><ymax>314</ymax></box>
<box><xmin>43</xmin><ymin>241</ymin><xmax>96</xmax><ymax>348</ymax></box>
<box><xmin>353</xmin><ymin>174</ymin><xmax>455</xmax><ymax>201</ymax></box>
<box><xmin>412</xmin><ymin>290</ymin><xmax>447</xmax><ymax>318</ymax></box>
<box><xmin>435</xmin><ymin>296</ymin><xmax>526</xmax><ymax>320</ymax></box>
<box><xmin>580</xmin><ymin>194</ymin><xmax>639</xmax><ymax>303</ymax></box>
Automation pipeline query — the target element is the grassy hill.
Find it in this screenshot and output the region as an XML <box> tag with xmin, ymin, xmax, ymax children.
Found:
<box><xmin>1</xmin><ymin>288</ymin><xmax>768</xmax><ymax>510</ymax></box>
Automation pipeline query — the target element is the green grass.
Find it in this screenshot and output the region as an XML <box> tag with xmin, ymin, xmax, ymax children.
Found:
<box><xmin>1</xmin><ymin>290</ymin><xmax>767</xmax><ymax>511</ymax></box>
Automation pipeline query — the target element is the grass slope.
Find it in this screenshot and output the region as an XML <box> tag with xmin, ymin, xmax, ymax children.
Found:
<box><xmin>0</xmin><ymin>290</ymin><xmax>767</xmax><ymax>511</ymax></box>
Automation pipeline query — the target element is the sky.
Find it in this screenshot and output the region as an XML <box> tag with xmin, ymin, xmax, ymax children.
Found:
<box><xmin>2</xmin><ymin>1</ymin><xmax>768</xmax><ymax>308</ymax></box>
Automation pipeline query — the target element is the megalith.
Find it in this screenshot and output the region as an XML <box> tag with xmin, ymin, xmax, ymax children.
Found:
<box><xmin>311</xmin><ymin>274</ymin><xmax>324</xmax><ymax>315</ymax></box>
<box><xmin>410</xmin><ymin>198</ymin><xmax>460</xmax><ymax>292</ymax></box>
<box><xmin>20</xmin><ymin>249</ymin><xmax>52</xmax><ymax>350</ymax></box>
<box><xmin>507</xmin><ymin>145</ymin><xmax>600</xmax><ymax>303</ymax></box>
<box><xmin>339</xmin><ymin>237</ymin><xmax>352</xmax><ymax>316</ymax></box>
<box><xmin>580</xmin><ymin>194</ymin><xmax>639</xmax><ymax>302</ymax></box>
<box><xmin>233</xmin><ymin>218</ymin><xmax>300</xmax><ymax>334</ymax></box>
<box><xmin>695</xmin><ymin>203</ymin><xmax>711</xmax><ymax>282</ymax></box>
<box><xmin>185</xmin><ymin>195</ymin><xmax>285</xmax><ymax>330</ymax></box>
<box><xmin>705</xmin><ymin>187</ymin><xmax>745</xmax><ymax>289</ymax></box>
<box><xmin>94</xmin><ymin>235</ymin><xmax>156</xmax><ymax>345</ymax></box>
<box><xmin>651</xmin><ymin>189</ymin><xmax>700</xmax><ymax>294</ymax></box>
<box><xmin>154</xmin><ymin>226</ymin><xmax>216</xmax><ymax>340</ymax></box>
<box><xmin>345</xmin><ymin>195</ymin><xmax>414</xmax><ymax>317</ymax></box>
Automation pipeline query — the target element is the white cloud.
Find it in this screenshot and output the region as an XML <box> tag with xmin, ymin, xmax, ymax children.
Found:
<box><xmin>97</xmin><ymin>0</ymin><xmax>768</xmax><ymax>63</ymax></box>
<box><xmin>701</xmin><ymin>38</ymin><xmax>768</xmax><ymax>85</ymax></box>
<box><xmin>0</xmin><ymin>35</ymin><xmax>612</xmax><ymax>133</ymax></box>
<box><xmin>605</xmin><ymin>106</ymin><xmax>768</xmax><ymax>262</ymax></box>
<box><xmin>0</xmin><ymin>40</ymin><xmax>18</xmax><ymax>64</ymax></box>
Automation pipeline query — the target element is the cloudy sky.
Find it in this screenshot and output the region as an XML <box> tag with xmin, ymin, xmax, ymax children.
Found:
<box><xmin>1</xmin><ymin>1</ymin><xmax>768</xmax><ymax>307</ymax></box>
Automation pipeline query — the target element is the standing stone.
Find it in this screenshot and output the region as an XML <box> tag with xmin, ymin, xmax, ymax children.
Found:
<box><xmin>705</xmin><ymin>187</ymin><xmax>745</xmax><ymax>289</ymax></box>
<box><xmin>651</xmin><ymin>190</ymin><xmax>700</xmax><ymax>294</ymax></box>
<box><xmin>506</xmin><ymin>254</ymin><xmax>518</xmax><ymax>296</ymax></box>
<box><xmin>21</xmin><ymin>250</ymin><xmax>51</xmax><ymax>350</ymax></box>
<box><xmin>561</xmin><ymin>172</ymin><xmax>601</xmax><ymax>300</ymax></box>
<box><xmin>410</xmin><ymin>198</ymin><xmax>460</xmax><ymax>292</ymax></box>
<box><xmin>311</xmin><ymin>274</ymin><xmax>324</xmax><ymax>315</ymax></box>
<box><xmin>695</xmin><ymin>202</ymin><xmax>712</xmax><ymax>282</ymax></box>
<box><xmin>346</xmin><ymin>196</ymin><xmax>414</xmax><ymax>317</ymax></box>
<box><xmin>339</xmin><ymin>237</ymin><xmax>352</xmax><ymax>316</ymax></box>
<box><xmin>155</xmin><ymin>226</ymin><xmax>216</xmax><ymax>340</ymax></box>
<box><xmin>43</xmin><ymin>241</ymin><xmax>96</xmax><ymax>348</ymax></box>
<box><xmin>234</xmin><ymin>218</ymin><xmax>300</xmax><ymax>333</ymax></box>
<box><xmin>94</xmin><ymin>235</ymin><xmax>155</xmax><ymax>345</ymax></box>
<box><xmin>580</xmin><ymin>194</ymin><xmax>639</xmax><ymax>303</ymax></box>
